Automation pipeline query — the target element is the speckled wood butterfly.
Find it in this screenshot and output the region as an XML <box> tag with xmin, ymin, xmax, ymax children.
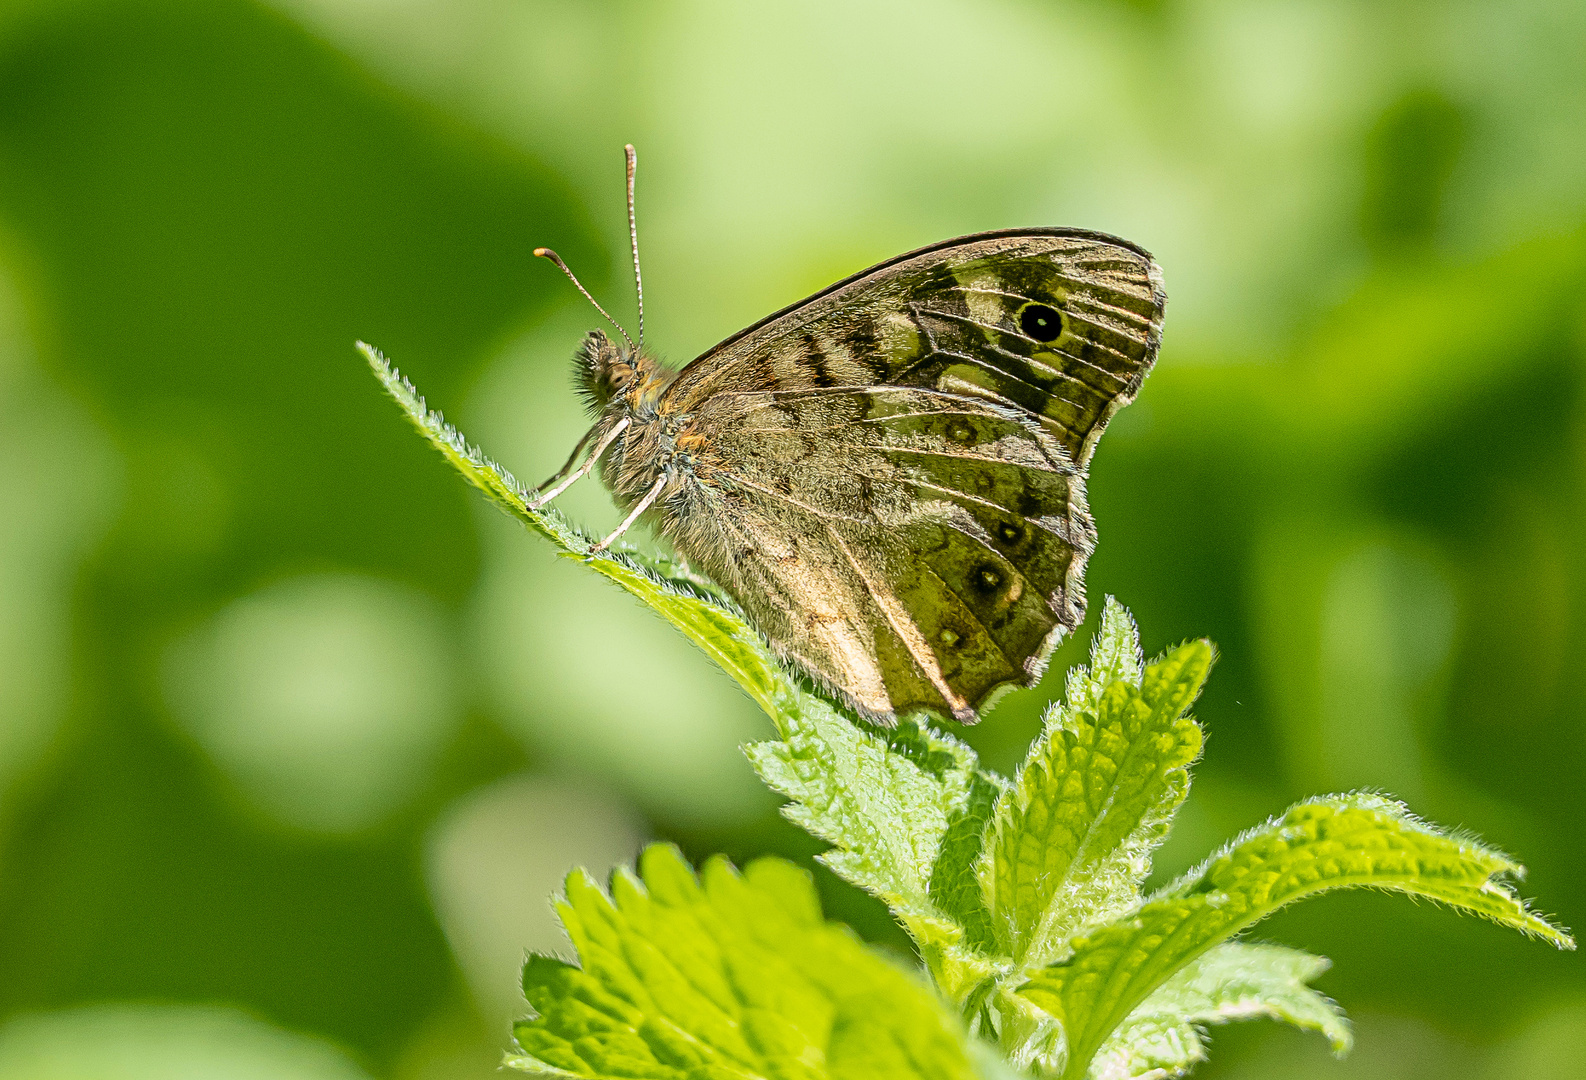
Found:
<box><xmin>531</xmin><ymin>148</ymin><xmax>1165</xmax><ymax>725</ymax></box>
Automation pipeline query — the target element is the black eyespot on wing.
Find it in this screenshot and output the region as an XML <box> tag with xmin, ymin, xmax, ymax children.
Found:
<box><xmin>1019</xmin><ymin>303</ymin><xmax>1064</xmax><ymax>342</ymax></box>
<box><xmin>974</xmin><ymin>564</ymin><xmax>1004</xmax><ymax>593</ymax></box>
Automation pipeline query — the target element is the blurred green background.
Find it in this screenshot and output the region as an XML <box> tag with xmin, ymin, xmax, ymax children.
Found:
<box><xmin>0</xmin><ymin>0</ymin><xmax>1581</xmax><ymax>1076</ymax></box>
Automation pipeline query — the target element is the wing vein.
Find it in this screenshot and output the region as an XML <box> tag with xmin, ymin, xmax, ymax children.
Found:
<box><xmin>917</xmin><ymin>562</ymin><xmax>1017</xmax><ymax>671</ymax></box>
<box><xmin>886</xmin><ymin>474</ymin><xmax>1072</xmax><ymax>544</ymax></box>
<box><xmin>724</xmin><ymin>475</ymin><xmax>870</xmax><ymax>523</ymax></box>
<box><xmin>881</xmin><ymin>445</ymin><xmax>1066</xmax><ymax>473</ymax></box>
<box><xmin>823</xmin><ymin>523</ymin><xmax>969</xmax><ymax>717</ymax></box>
<box><xmin>904</xmin><ymin>346</ymin><xmax>1094</xmax><ymax>408</ymax></box>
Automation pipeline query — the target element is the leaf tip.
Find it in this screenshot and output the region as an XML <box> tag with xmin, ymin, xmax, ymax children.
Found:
<box><xmin>638</xmin><ymin>842</ymin><xmax>702</xmax><ymax>903</ymax></box>
<box><xmin>1516</xmin><ymin>907</ymin><xmax>1575</xmax><ymax>950</ymax></box>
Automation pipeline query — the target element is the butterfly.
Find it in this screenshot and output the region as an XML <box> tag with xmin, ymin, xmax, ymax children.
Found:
<box><xmin>531</xmin><ymin>147</ymin><xmax>1165</xmax><ymax>725</ymax></box>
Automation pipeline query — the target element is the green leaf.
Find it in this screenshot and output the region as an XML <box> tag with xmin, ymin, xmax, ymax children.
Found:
<box><xmin>1053</xmin><ymin>597</ymin><xmax>1146</xmax><ymax>722</ymax></box>
<box><xmin>1017</xmin><ymin>792</ymin><xmax>1575</xmax><ymax>1080</ymax></box>
<box><xmin>360</xmin><ymin>342</ymin><xmax>795</xmax><ymax>718</ymax></box>
<box><xmin>745</xmin><ymin>707</ymin><xmax>960</xmax><ymax>920</ymax></box>
<box><xmin>508</xmin><ymin>844</ymin><xmax>980</xmax><ymax>1080</ymax></box>
<box><xmin>927</xmin><ymin>762</ymin><xmax>1003</xmax><ymax>955</ymax></box>
<box><xmin>745</xmin><ymin>707</ymin><xmax>1001</xmax><ymax>1001</ymax></box>
<box><xmin>1088</xmin><ymin>942</ymin><xmax>1349</xmax><ymax>1080</ymax></box>
<box><xmin>981</xmin><ymin>603</ymin><xmax>1210</xmax><ymax>968</ymax></box>
<box><xmin>989</xmin><ymin>985</ymin><xmax>1065</xmax><ymax>1075</ymax></box>
<box><xmin>365</xmin><ymin>344</ymin><xmax>997</xmax><ymax>995</ymax></box>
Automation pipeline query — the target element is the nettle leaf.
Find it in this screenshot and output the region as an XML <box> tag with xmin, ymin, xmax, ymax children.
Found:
<box><xmin>1016</xmin><ymin>792</ymin><xmax>1575</xmax><ymax>1080</ymax></box>
<box><xmin>1053</xmin><ymin>598</ymin><xmax>1146</xmax><ymax>723</ymax></box>
<box><xmin>745</xmin><ymin>707</ymin><xmax>1002</xmax><ymax>1001</ymax></box>
<box><xmin>508</xmin><ymin>844</ymin><xmax>979</xmax><ymax>1080</ymax></box>
<box><xmin>1088</xmin><ymin>942</ymin><xmax>1348</xmax><ymax>1080</ymax></box>
<box><xmin>366</xmin><ymin>344</ymin><xmax>996</xmax><ymax>992</ymax></box>
<box><xmin>927</xmin><ymin>761</ymin><xmax>1003</xmax><ymax>955</ymax></box>
<box><xmin>989</xmin><ymin>985</ymin><xmax>1065</xmax><ymax>1076</ymax></box>
<box><xmin>982</xmin><ymin>601</ymin><xmax>1210</xmax><ymax>968</ymax></box>
<box><xmin>368</xmin><ymin>344</ymin><xmax>1574</xmax><ymax>1080</ymax></box>
<box><xmin>361</xmin><ymin>343</ymin><xmax>792</xmax><ymax>712</ymax></box>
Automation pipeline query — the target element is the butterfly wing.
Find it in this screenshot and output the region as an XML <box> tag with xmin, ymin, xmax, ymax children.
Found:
<box><xmin>663</xmin><ymin>227</ymin><xmax>1164</xmax><ymax>466</ymax></box>
<box><xmin>656</xmin><ymin>229</ymin><xmax>1163</xmax><ymax>723</ymax></box>
<box><xmin>667</xmin><ymin>385</ymin><xmax>1090</xmax><ymax>722</ymax></box>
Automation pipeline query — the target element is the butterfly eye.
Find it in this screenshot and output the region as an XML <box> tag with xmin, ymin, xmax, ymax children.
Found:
<box><xmin>1019</xmin><ymin>303</ymin><xmax>1064</xmax><ymax>343</ymax></box>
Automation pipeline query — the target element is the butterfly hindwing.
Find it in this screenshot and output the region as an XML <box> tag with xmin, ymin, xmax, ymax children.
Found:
<box><xmin>670</xmin><ymin>385</ymin><xmax>1093</xmax><ymax>721</ymax></box>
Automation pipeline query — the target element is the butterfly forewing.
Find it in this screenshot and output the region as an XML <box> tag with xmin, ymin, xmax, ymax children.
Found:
<box><xmin>664</xmin><ymin>229</ymin><xmax>1164</xmax><ymax>465</ymax></box>
<box><xmin>650</xmin><ymin>228</ymin><xmax>1163</xmax><ymax>723</ymax></box>
<box><xmin>899</xmin><ymin>246</ymin><xmax>1162</xmax><ymax>464</ymax></box>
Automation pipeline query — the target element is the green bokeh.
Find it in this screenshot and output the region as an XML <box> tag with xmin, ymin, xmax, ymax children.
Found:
<box><xmin>0</xmin><ymin>0</ymin><xmax>1580</xmax><ymax>1077</ymax></box>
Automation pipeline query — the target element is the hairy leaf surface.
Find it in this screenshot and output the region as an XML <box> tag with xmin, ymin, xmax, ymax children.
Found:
<box><xmin>508</xmin><ymin>845</ymin><xmax>978</xmax><ymax>1080</ymax></box>
<box><xmin>1088</xmin><ymin>942</ymin><xmax>1348</xmax><ymax>1080</ymax></box>
<box><xmin>1017</xmin><ymin>793</ymin><xmax>1574</xmax><ymax>1079</ymax></box>
<box><xmin>983</xmin><ymin>601</ymin><xmax>1209</xmax><ymax>967</ymax></box>
<box><xmin>746</xmin><ymin>708</ymin><xmax>1001</xmax><ymax>999</ymax></box>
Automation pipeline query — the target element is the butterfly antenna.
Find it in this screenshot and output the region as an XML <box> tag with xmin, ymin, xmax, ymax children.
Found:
<box><xmin>533</xmin><ymin>247</ymin><xmax>636</xmax><ymax>353</ymax></box>
<box><xmin>624</xmin><ymin>144</ymin><xmax>645</xmax><ymax>352</ymax></box>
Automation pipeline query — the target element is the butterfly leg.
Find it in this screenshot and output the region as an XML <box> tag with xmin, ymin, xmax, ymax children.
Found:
<box><xmin>527</xmin><ymin>417</ymin><xmax>630</xmax><ymax>510</ymax></box>
<box><xmin>528</xmin><ymin>424</ymin><xmax>597</xmax><ymax>494</ymax></box>
<box><xmin>591</xmin><ymin>473</ymin><xmax>667</xmax><ymax>552</ymax></box>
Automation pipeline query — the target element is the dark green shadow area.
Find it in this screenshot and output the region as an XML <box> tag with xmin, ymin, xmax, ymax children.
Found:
<box><xmin>0</xmin><ymin>0</ymin><xmax>598</xmax><ymax>1064</ymax></box>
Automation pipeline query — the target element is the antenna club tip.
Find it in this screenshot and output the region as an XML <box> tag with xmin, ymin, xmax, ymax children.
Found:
<box><xmin>624</xmin><ymin>143</ymin><xmax>636</xmax><ymax>154</ymax></box>
<box><xmin>532</xmin><ymin>247</ymin><xmax>552</xmax><ymax>258</ymax></box>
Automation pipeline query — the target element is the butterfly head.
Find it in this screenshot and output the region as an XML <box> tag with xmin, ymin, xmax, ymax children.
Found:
<box><xmin>574</xmin><ymin>329</ymin><xmax>669</xmax><ymax>416</ymax></box>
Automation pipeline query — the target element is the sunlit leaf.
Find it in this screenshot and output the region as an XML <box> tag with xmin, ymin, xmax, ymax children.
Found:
<box><xmin>982</xmin><ymin>603</ymin><xmax>1209</xmax><ymax>968</ymax></box>
<box><xmin>1017</xmin><ymin>793</ymin><xmax>1575</xmax><ymax>1079</ymax></box>
<box><xmin>507</xmin><ymin>844</ymin><xmax>979</xmax><ymax>1080</ymax></box>
<box><xmin>1087</xmin><ymin>942</ymin><xmax>1349</xmax><ymax>1080</ymax></box>
<box><xmin>745</xmin><ymin>708</ymin><xmax>1002</xmax><ymax>1000</ymax></box>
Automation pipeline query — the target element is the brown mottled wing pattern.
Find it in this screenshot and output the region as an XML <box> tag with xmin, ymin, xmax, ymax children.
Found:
<box><xmin>657</xmin><ymin>229</ymin><xmax>1164</xmax><ymax>723</ymax></box>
